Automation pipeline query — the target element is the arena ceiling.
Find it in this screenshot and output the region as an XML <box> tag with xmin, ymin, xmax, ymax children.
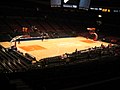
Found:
<box><xmin>0</xmin><ymin>0</ymin><xmax>120</xmax><ymax>8</ymax></box>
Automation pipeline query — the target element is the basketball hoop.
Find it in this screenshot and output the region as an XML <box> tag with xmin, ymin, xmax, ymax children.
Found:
<box><xmin>93</xmin><ymin>33</ymin><xmax>98</xmax><ymax>41</ymax></box>
<box><xmin>10</xmin><ymin>35</ymin><xmax>23</xmax><ymax>47</ymax></box>
<box><xmin>87</xmin><ymin>28</ymin><xmax>98</xmax><ymax>41</ymax></box>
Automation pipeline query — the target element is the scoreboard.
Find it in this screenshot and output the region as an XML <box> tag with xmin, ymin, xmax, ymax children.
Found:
<box><xmin>51</xmin><ymin>0</ymin><xmax>91</xmax><ymax>10</ymax></box>
<box><xmin>79</xmin><ymin>0</ymin><xmax>91</xmax><ymax>10</ymax></box>
<box><xmin>51</xmin><ymin>0</ymin><xmax>61</xmax><ymax>7</ymax></box>
<box><xmin>63</xmin><ymin>0</ymin><xmax>79</xmax><ymax>8</ymax></box>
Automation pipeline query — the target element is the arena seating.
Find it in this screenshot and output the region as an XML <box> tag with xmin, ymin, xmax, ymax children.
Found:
<box><xmin>0</xmin><ymin>45</ymin><xmax>33</xmax><ymax>73</ymax></box>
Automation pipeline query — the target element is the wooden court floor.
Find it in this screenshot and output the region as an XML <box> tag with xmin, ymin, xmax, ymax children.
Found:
<box><xmin>0</xmin><ymin>37</ymin><xmax>109</xmax><ymax>61</ymax></box>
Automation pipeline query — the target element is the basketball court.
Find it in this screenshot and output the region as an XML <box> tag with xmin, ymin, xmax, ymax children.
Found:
<box><xmin>0</xmin><ymin>36</ymin><xmax>109</xmax><ymax>61</ymax></box>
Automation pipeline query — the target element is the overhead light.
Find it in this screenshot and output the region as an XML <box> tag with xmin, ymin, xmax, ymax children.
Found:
<box><xmin>95</xmin><ymin>8</ymin><xmax>98</xmax><ymax>10</ymax></box>
<box><xmin>108</xmin><ymin>9</ymin><xmax>110</xmax><ymax>12</ymax></box>
<box><xmin>98</xmin><ymin>15</ymin><xmax>102</xmax><ymax>18</ymax></box>
<box><xmin>99</xmin><ymin>8</ymin><xmax>102</xmax><ymax>10</ymax></box>
<box><xmin>90</xmin><ymin>7</ymin><xmax>95</xmax><ymax>10</ymax></box>
<box><xmin>113</xmin><ymin>10</ymin><xmax>118</xmax><ymax>12</ymax></box>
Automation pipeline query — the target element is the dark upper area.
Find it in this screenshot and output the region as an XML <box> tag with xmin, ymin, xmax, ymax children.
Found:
<box><xmin>0</xmin><ymin>0</ymin><xmax>120</xmax><ymax>8</ymax></box>
<box><xmin>0</xmin><ymin>0</ymin><xmax>120</xmax><ymax>37</ymax></box>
